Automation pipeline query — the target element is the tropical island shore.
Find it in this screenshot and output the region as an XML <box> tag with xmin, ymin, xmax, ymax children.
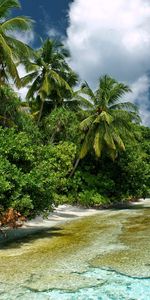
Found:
<box><xmin>0</xmin><ymin>198</ymin><xmax>149</xmax><ymax>245</ymax></box>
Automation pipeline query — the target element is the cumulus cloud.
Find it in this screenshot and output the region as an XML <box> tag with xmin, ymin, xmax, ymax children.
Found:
<box><xmin>66</xmin><ymin>0</ymin><xmax>150</xmax><ymax>125</ymax></box>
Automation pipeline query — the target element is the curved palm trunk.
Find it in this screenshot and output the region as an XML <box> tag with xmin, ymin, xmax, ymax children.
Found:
<box><xmin>50</xmin><ymin>120</ymin><xmax>62</xmax><ymax>143</ymax></box>
<box><xmin>69</xmin><ymin>157</ymin><xmax>80</xmax><ymax>177</ymax></box>
<box><xmin>37</xmin><ymin>100</ymin><xmax>44</xmax><ymax>125</ymax></box>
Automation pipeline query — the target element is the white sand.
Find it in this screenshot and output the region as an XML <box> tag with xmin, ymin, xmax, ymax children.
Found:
<box><xmin>0</xmin><ymin>205</ymin><xmax>99</xmax><ymax>243</ymax></box>
<box><xmin>25</xmin><ymin>204</ymin><xmax>99</xmax><ymax>229</ymax></box>
<box><xmin>0</xmin><ymin>199</ymin><xmax>149</xmax><ymax>243</ymax></box>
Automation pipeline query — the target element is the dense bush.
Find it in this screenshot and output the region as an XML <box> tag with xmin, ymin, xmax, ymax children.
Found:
<box><xmin>42</xmin><ymin>107</ymin><xmax>82</xmax><ymax>144</ymax></box>
<box><xmin>77</xmin><ymin>190</ymin><xmax>110</xmax><ymax>207</ymax></box>
<box><xmin>65</xmin><ymin>133</ymin><xmax>150</xmax><ymax>204</ymax></box>
<box><xmin>0</xmin><ymin>122</ymin><xmax>149</xmax><ymax>218</ymax></box>
<box><xmin>0</xmin><ymin>85</ymin><xmax>20</xmax><ymax>127</ymax></box>
<box><xmin>0</xmin><ymin>127</ymin><xmax>76</xmax><ymax>216</ymax></box>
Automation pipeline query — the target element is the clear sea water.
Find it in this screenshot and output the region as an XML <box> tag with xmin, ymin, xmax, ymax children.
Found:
<box><xmin>0</xmin><ymin>201</ymin><xmax>149</xmax><ymax>299</ymax></box>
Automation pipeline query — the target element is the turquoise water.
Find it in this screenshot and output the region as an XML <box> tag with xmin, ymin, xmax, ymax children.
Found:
<box><xmin>0</xmin><ymin>202</ymin><xmax>150</xmax><ymax>299</ymax></box>
<box><xmin>43</xmin><ymin>268</ymin><xmax>150</xmax><ymax>300</ymax></box>
<box><xmin>1</xmin><ymin>268</ymin><xmax>149</xmax><ymax>299</ymax></box>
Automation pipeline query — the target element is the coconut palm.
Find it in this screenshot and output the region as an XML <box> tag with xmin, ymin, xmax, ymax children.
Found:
<box><xmin>21</xmin><ymin>39</ymin><xmax>78</xmax><ymax>124</ymax></box>
<box><xmin>70</xmin><ymin>75</ymin><xmax>140</xmax><ymax>176</ymax></box>
<box><xmin>0</xmin><ymin>0</ymin><xmax>33</xmax><ymax>86</ymax></box>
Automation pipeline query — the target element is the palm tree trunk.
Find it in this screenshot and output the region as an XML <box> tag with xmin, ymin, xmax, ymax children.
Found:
<box><xmin>37</xmin><ymin>100</ymin><xmax>44</xmax><ymax>125</ymax></box>
<box><xmin>69</xmin><ymin>157</ymin><xmax>80</xmax><ymax>177</ymax></box>
<box><xmin>50</xmin><ymin>121</ymin><xmax>61</xmax><ymax>143</ymax></box>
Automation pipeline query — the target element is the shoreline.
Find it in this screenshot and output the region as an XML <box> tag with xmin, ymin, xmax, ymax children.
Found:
<box><xmin>0</xmin><ymin>205</ymin><xmax>99</xmax><ymax>245</ymax></box>
<box><xmin>0</xmin><ymin>199</ymin><xmax>149</xmax><ymax>245</ymax></box>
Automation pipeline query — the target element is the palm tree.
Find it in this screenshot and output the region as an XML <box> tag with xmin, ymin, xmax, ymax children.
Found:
<box><xmin>70</xmin><ymin>75</ymin><xmax>140</xmax><ymax>176</ymax></box>
<box><xmin>0</xmin><ymin>0</ymin><xmax>33</xmax><ymax>86</ymax></box>
<box><xmin>21</xmin><ymin>39</ymin><xmax>78</xmax><ymax>124</ymax></box>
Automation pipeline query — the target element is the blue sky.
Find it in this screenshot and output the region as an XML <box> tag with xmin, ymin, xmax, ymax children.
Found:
<box><xmin>13</xmin><ymin>0</ymin><xmax>72</xmax><ymax>45</ymax></box>
<box><xmin>13</xmin><ymin>0</ymin><xmax>150</xmax><ymax>126</ymax></box>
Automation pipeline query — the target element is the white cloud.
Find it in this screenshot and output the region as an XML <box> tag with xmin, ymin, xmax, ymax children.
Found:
<box><xmin>48</xmin><ymin>28</ymin><xmax>60</xmax><ymax>38</ymax></box>
<box><xmin>10</xmin><ymin>30</ymin><xmax>35</xmax><ymax>45</ymax></box>
<box><xmin>66</xmin><ymin>0</ymin><xmax>150</xmax><ymax>125</ymax></box>
<box><xmin>47</xmin><ymin>27</ymin><xmax>65</xmax><ymax>42</ymax></box>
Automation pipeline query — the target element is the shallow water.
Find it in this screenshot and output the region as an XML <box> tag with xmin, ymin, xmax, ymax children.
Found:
<box><xmin>0</xmin><ymin>201</ymin><xmax>150</xmax><ymax>299</ymax></box>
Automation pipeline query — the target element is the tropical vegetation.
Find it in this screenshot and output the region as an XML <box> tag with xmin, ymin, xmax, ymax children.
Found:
<box><xmin>0</xmin><ymin>0</ymin><xmax>149</xmax><ymax>226</ymax></box>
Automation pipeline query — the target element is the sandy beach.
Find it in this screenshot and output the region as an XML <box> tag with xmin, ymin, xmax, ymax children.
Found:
<box><xmin>0</xmin><ymin>205</ymin><xmax>99</xmax><ymax>244</ymax></box>
<box><xmin>0</xmin><ymin>199</ymin><xmax>149</xmax><ymax>244</ymax></box>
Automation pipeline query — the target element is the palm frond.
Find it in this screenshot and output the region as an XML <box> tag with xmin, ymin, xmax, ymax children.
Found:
<box><xmin>94</xmin><ymin>111</ymin><xmax>113</xmax><ymax>125</ymax></box>
<box><xmin>40</xmin><ymin>73</ymin><xmax>51</xmax><ymax>96</ymax></box>
<box><xmin>21</xmin><ymin>60</ymin><xmax>39</xmax><ymax>73</ymax></box>
<box><xmin>74</xmin><ymin>94</ymin><xmax>94</xmax><ymax>110</ymax></box>
<box><xmin>80</xmin><ymin>81</ymin><xmax>97</xmax><ymax>104</ymax></box>
<box><xmin>0</xmin><ymin>33</ymin><xmax>20</xmax><ymax>86</ymax></box>
<box><xmin>80</xmin><ymin>115</ymin><xmax>95</xmax><ymax>131</ymax></box>
<box><xmin>1</xmin><ymin>16</ymin><xmax>33</xmax><ymax>31</ymax></box>
<box><xmin>79</xmin><ymin>128</ymin><xmax>94</xmax><ymax>159</ymax></box>
<box><xmin>78</xmin><ymin>75</ymin><xmax>140</xmax><ymax>162</ymax></box>
<box><xmin>106</xmin><ymin>148</ymin><xmax>117</xmax><ymax>161</ymax></box>
<box><xmin>21</xmin><ymin>71</ymin><xmax>39</xmax><ymax>87</ymax></box>
<box><xmin>42</xmin><ymin>39</ymin><xmax>53</xmax><ymax>63</ymax></box>
<box><xmin>112</xmin><ymin>132</ymin><xmax>125</xmax><ymax>151</ymax></box>
<box><xmin>104</xmin><ymin>126</ymin><xmax>116</xmax><ymax>150</ymax></box>
<box><xmin>50</xmin><ymin>69</ymin><xmax>73</xmax><ymax>94</ymax></box>
<box><xmin>26</xmin><ymin>77</ymin><xmax>41</xmax><ymax>99</ymax></box>
<box><xmin>99</xmin><ymin>75</ymin><xmax>117</xmax><ymax>91</ymax></box>
<box><xmin>79</xmin><ymin>139</ymin><xmax>89</xmax><ymax>159</ymax></box>
<box><xmin>111</xmin><ymin>109</ymin><xmax>141</xmax><ymax>125</ymax></box>
<box><xmin>93</xmin><ymin>130</ymin><xmax>102</xmax><ymax>157</ymax></box>
<box><xmin>108</xmin><ymin>83</ymin><xmax>131</xmax><ymax>105</ymax></box>
<box><xmin>0</xmin><ymin>32</ymin><xmax>12</xmax><ymax>57</ymax></box>
<box><xmin>109</xmin><ymin>101</ymin><xmax>138</xmax><ymax>112</ymax></box>
<box><xmin>5</xmin><ymin>36</ymin><xmax>34</xmax><ymax>59</ymax></box>
<box><xmin>0</xmin><ymin>0</ymin><xmax>20</xmax><ymax>18</ymax></box>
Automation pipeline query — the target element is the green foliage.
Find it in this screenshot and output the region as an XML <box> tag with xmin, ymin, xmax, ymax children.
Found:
<box><xmin>0</xmin><ymin>85</ymin><xmax>20</xmax><ymax>126</ymax></box>
<box><xmin>77</xmin><ymin>190</ymin><xmax>110</xmax><ymax>207</ymax></box>
<box><xmin>78</xmin><ymin>75</ymin><xmax>140</xmax><ymax>161</ymax></box>
<box><xmin>0</xmin><ymin>127</ymin><xmax>76</xmax><ymax>216</ymax></box>
<box><xmin>0</xmin><ymin>127</ymin><xmax>35</xmax><ymax>169</ymax></box>
<box><xmin>0</xmin><ymin>8</ymin><xmax>149</xmax><ymax>215</ymax></box>
<box><xmin>21</xmin><ymin>39</ymin><xmax>77</xmax><ymax>123</ymax></box>
<box><xmin>0</xmin><ymin>0</ymin><xmax>33</xmax><ymax>86</ymax></box>
<box><xmin>53</xmin><ymin>193</ymin><xmax>74</xmax><ymax>206</ymax></box>
<box><xmin>114</xmin><ymin>142</ymin><xmax>150</xmax><ymax>199</ymax></box>
<box><xmin>42</xmin><ymin>107</ymin><xmax>81</xmax><ymax>144</ymax></box>
<box><xmin>0</xmin><ymin>0</ymin><xmax>149</xmax><ymax>219</ymax></box>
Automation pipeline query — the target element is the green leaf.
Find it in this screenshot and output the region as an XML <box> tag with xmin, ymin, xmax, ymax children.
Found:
<box><xmin>79</xmin><ymin>139</ymin><xmax>89</xmax><ymax>159</ymax></box>
<box><xmin>1</xmin><ymin>16</ymin><xmax>33</xmax><ymax>32</ymax></box>
<box><xmin>0</xmin><ymin>0</ymin><xmax>20</xmax><ymax>17</ymax></box>
<box><xmin>104</xmin><ymin>127</ymin><xmax>116</xmax><ymax>150</ymax></box>
<box><xmin>93</xmin><ymin>130</ymin><xmax>102</xmax><ymax>157</ymax></box>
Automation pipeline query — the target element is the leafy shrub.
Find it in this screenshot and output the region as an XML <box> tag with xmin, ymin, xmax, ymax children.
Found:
<box><xmin>53</xmin><ymin>193</ymin><xmax>75</xmax><ymax>206</ymax></box>
<box><xmin>77</xmin><ymin>190</ymin><xmax>110</xmax><ymax>207</ymax></box>
<box><xmin>0</xmin><ymin>127</ymin><xmax>77</xmax><ymax>216</ymax></box>
<box><xmin>0</xmin><ymin>85</ymin><xmax>20</xmax><ymax>127</ymax></box>
<box><xmin>42</xmin><ymin>107</ymin><xmax>81</xmax><ymax>144</ymax></box>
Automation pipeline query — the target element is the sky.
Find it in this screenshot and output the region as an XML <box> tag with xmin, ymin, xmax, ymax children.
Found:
<box><xmin>13</xmin><ymin>0</ymin><xmax>150</xmax><ymax>126</ymax></box>
<box><xmin>13</xmin><ymin>0</ymin><xmax>73</xmax><ymax>44</ymax></box>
